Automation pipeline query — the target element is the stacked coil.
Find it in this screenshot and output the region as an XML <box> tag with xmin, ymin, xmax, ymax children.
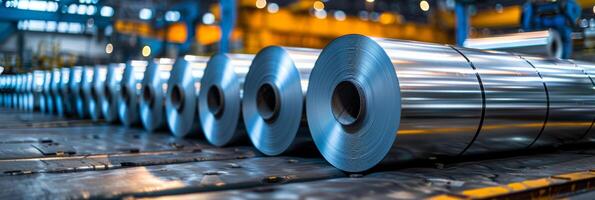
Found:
<box><xmin>198</xmin><ymin>53</ymin><xmax>254</xmax><ymax>146</ymax></box>
<box><xmin>118</xmin><ymin>60</ymin><xmax>148</xmax><ymax>127</ymax></box>
<box><xmin>140</xmin><ymin>58</ymin><xmax>175</xmax><ymax>132</ymax></box>
<box><xmin>242</xmin><ymin>47</ymin><xmax>321</xmax><ymax>155</ymax></box>
<box><xmin>165</xmin><ymin>55</ymin><xmax>209</xmax><ymax>137</ymax></box>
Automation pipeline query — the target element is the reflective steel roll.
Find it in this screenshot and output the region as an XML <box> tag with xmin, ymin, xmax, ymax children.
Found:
<box><xmin>514</xmin><ymin>56</ymin><xmax>595</xmax><ymax>146</ymax></box>
<box><xmin>32</xmin><ymin>70</ymin><xmax>45</xmax><ymax>112</ymax></box>
<box><xmin>89</xmin><ymin>65</ymin><xmax>108</xmax><ymax>121</ymax></box>
<box><xmin>165</xmin><ymin>55</ymin><xmax>208</xmax><ymax>137</ymax></box>
<box><xmin>25</xmin><ymin>72</ymin><xmax>35</xmax><ymax>111</ymax></box>
<box><xmin>41</xmin><ymin>70</ymin><xmax>53</xmax><ymax>114</ymax></box>
<box><xmin>68</xmin><ymin>66</ymin><xmax>84</xmax><ymax>117</ymax></box>
<box><xmin>243</xmin><ymin>47</ymin><xmax>320</xmax><ymax>155</ymax></box>
<box><xmin>452</xmin><ymin>48</ymin><xmax>547</xmax><ymax>154</ymax></box>
<box><xmin>140</xmin><ymin>58</ymin><xmax>174</xmax><ymax>132</ymax></box>
<box><xmin>58</xmin><ymin>68</ymin><xmax>71</xmax><ymax>116</ymax></box>
<box><xmin>80</xmin><ymin>66</ymin><xmax>95</xmax><ymax>119</ymax></box>
<box><xmin>198</xmin><ymin>53</ymin><xmax>254</xmax><ymax>146</ymax></box>
<box><xmin>568</xmin><ymin>60</ymin><xmax>595</xmax><ymax>141</ymax></box>
<box><xmin>309</xmin><ymin>34</ymin><xmax>595</xmax><ymax>172</ymax></box>
<box><xmin>463</xmin><ymin>30</ymin><xmax>563</xmax><ymax>58</ymax></box>
<box><xmin>50</xmin><ymin>68</ymin><xmax>63</xmax><ymax>116</ymax></box>
<box><xmin>118</xmin><ymin>60</ymin><xmax>148</xmax><ymax>127</ymax></box>
<box><xmin>101</xmin><ymin>63</ymin><xmax>125</xmax><ymax>123</ymax></box>
<box><xmin>308</xmin><ymin>35</ymin><xmax>484</xmax><ymax>172</ymax></box>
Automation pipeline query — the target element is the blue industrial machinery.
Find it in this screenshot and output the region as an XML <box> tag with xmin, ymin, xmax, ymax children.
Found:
<box><xmin>220</xmin><ymin>0</ymin><xmax>236</xmax><ymax>53</ymax></box>
<box><xmin>521</xmin><ymin>0</ymin><xmax>581</xmax><ymax>59</ymax></box>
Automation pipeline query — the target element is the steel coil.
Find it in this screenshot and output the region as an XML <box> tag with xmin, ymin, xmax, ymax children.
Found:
<box><xmin>80</xmin><ymin>66</ymin><xmax>95</xmax><ymax>119</ymax></box>
<box><xmin>198</xmin><ymin>53</ymin><xmax>254</xmax><ymax>146</ymax></box>
<box><xmin>101</xmin><ymin>63</ymin><xmax>125</xmax><ymax>123</ymax></box>
<box><xmin>50</xmin><ymin>68</ymin><xmax>63</xmax><ymax>116</ymax></box>
<box><xmin>58</xmin><ymin>68</ymin><xmax>71</xmax><ymax>116</ymax></box>
<box><xmin>139</xmin><ymin>58</ymin><xmax>174</xmax><ymax>132</ymax></box>
<box><xmin>31</xmin><ymin>70</ymin><xmax>45</xmax><ymax>112</ymax></box>
<box><xmin>89</xmin><ymin>65</ymin><xmax>108</xmax><ymax>121</ymax></box>
<box><xmin>243</xmin><ymin>47</ymin><xmax>320</xmax><ymax>156</ymax></box>
<box><xmin>307</xmin><ymin>34</ymin><xmax>595</xmax><ymax>172</ymax></box>
<box><xmin>463</xmin><ymin>30</ymin><xmax>563</xmax><ymax>58</ymax></box>
<box><xmin>165</xmin><ymin>55</ymin><xmax>208</xmax><ymax>137</ymax></box>
<box><xmin>41</xmin><ymin>70</ymin><xmax>54</xmax><ymax>114</ymax></box>
<box><xmin>68</xmin><ymin>66</ymin><xmax>84</xmax><ymax>117</ymax></box>
<box><xmin>569</xmin><ymin>60</ymin><xmax>595</xmax><ymax>141</ymax></box>
<box><xmin>118</xmin><ymin>60</ymin><xmax>148</xmax><ymax>127</ymax></box>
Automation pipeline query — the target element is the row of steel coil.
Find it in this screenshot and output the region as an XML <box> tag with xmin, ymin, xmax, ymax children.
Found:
<box><xmin>1</xmin><ymin>34</ymin><xmax>594</xmax><ymax>172</ymax></box>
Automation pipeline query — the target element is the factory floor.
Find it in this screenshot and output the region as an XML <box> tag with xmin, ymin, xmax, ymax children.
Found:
<box><xmin>0</xmin><ymin>108</ymin><xmax>594</xmax><ymax>200</ymax></box>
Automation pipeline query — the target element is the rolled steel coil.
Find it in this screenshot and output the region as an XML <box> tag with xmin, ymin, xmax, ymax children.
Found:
<box><xmin>198</xmin><ymin>53</ymin><xmax>254</xmax><ymax>146</ymax></box>
<box><xmin>68</xmin><ymin>66</ymin><xmax>84</xmax><ymax>117</ymax></box>
<box><xmin>165</xmin><ymin>55</ymin><xmax>208</xmax><ymax>137</ymax></box>
<box><xmin>118</xmin><ymin>60</ymin><xmax>148</xmax><ymax>127</ymax></box>
<box><xmin>101</xmin><ymin>63</ymin><xmax>125</xmax><ymax>123</ymax></box>
<box><xmin>50</xmin><ymin>68</ymin><xmax>63</xmax><ymax>116</ymax></box>
<box><xmin>41</xmin><ymin>70</ymin><xmax>54</xmax><ymax>114</ymax></box>
<box><xmin>463</xmin><ymin>30</ymin><xmax>563</xmax><ymax>58</ymax></box>
<box><xmin>139</xmin><ymin>58</ymin><xmax>174</xmax><ymax>132</ymax></box>
<box><xmin>80</xmin><ymin>66</ymin><xmax>95</xmax><ymax>119</ymax></box>
<box><xmin>58</xmin><ymin>68</ymin><xmax>71</xmax><ymax>116</ymax></box>
<box><xmin>307</xmin><ymin>34</ymin><xmax>595</xmax><ymax>172</ymax></box>
<box><xmin>243</xmin><ymin>47</ymin><xmax>321</xmax><ymax>155</ymax></box>
<box><xmin>31</xmin><ymin>70</ymin><xmax>45</xmax><ymax>112</ymax></box>
<box><xmin>89</xmin><ymin>65</ymin><xmax>108</xmax><ymax>121</ymax></box>
<box><xmin>24</xmin><ymin>72</ymin><xmax>35</xmax><ymax>111</ymax></box>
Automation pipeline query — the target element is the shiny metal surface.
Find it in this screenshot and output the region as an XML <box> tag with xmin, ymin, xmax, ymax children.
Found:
<box><xmin>58</xmin><ymin>68</ymin><xmax>71</xmax><ymax>116</ymax></box>
<box><xmin>68</xmin><ymin>66</ymin><xmax>85</xmax><ymax>118</ymax></box>
<box><xmin>140</xmin><ymin>58</ymin><xmax>175</xmax><ymax>132</ymax></box>
<box><xmin>101</xmin><ymin>63</ymin><xmax>125</xmax><ymax>123</ymax></box>
<box><xmin>308</xmin><ymin>35</ymin><xmax>483</xmax><ymax>172</ymax></box>
<box><xmin>119</xmin><ymin>60</ymin><xmax>148</xmax><ymax>127</ymax></box>
<box><xmin>455</xmin><ymin>48</ymin><xmax>547</xmax><ymax>154</ymax></box>
<box><xmin>568</xmin><ymin>60</ymin><xmax>595</xmax><ymax>141</ymax></box>
<box><xmin>309</xmin><ymin>35</ymin><xmax>595</xmax><ymax>172</ymax></box>
<box><xmin>50</xmin><ymin>68</ymin><xmax>63</xmax><ymax>116</ymax></box>
<box><xmin>25</xmin><ymin>72</ymin><xmax>35</xmax><ymax>111</ymax></box>
<box><xmin>198</xmin><ymin>53</ymin><xmax>254</xmax><ymax>146</ymax></box>
<box><xmin>243</xmin><ymin>47</ymin><xmax>320</xmax><ymax>156</ymax></box>
<box><xmin>80</xmin><ymin>66</ymin><xmax>95</xmax><ymax>119</ymax></box>
<box><xmin>41</xmin><ymin>70</ymin><xmax>53</xmax><ymax>114</ymax></box>
<box><xmin>31</xmin><ymin>70</ymin><xmax>45</xmax><ymax>112</ymax></box>
<box><xmin>89</xmin><ymin>65</ymin><xmax>108</xmax><ymax>121</ymax></box>
<box><xmin>519</xmin><ymin>57</ymin><xmax>595</xmax><ymax>146</ymax></box>
<box><xmin>463</xmin><ymin>30</ymin><xmax>563</xmax><ymax>58</ymax></box>
<box><xmin>165</xmin><ymin>55</ymin><xmax>208</xmax><ymax>137</ymax></box>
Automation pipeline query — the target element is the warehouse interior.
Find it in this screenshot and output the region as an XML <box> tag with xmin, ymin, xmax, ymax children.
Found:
<box><xmin>0</xmin><ymin>0</ymin><xmax>595</xmax><ymax>199</ymax></box>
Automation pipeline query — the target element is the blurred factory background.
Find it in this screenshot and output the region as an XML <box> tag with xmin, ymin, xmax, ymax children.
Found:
<box><xmin>0</xmin><ymin>0</ymin><xmax>593</xmax><ymax>73</ymax></box>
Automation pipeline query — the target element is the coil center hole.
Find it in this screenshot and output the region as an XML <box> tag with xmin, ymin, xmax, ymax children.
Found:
<box><xmin>104</xmin><ymin>85</ymin><xmax>112</xmax><ymax>104</ymax></box>
<box><xmin>120</xmin><ymin>85</ymin><xmax>130</xmax><ymax>104</ymax></box>
<box><xmin>256</xmin><ymin>82</ymin><xmax>280</xmax><ymax>122</ymax></box>
<box><xmin>170</xmin><ymin>84</ymin><xmax>184</xmax><ymax>111</ymax></box>
<box><xmin>207</xmin><ymin>85</ymin><xmax>225</xmax><ymax>118</ymax></box>
<box><xmin>142</xmin><ymin>86</ymin><xmax>154</xmax><ymax>107</ymax></box>
<box><xmin>331</xmin><ymin>80</ymin><xmax>365</xmax><ymax>128</ymax></box>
